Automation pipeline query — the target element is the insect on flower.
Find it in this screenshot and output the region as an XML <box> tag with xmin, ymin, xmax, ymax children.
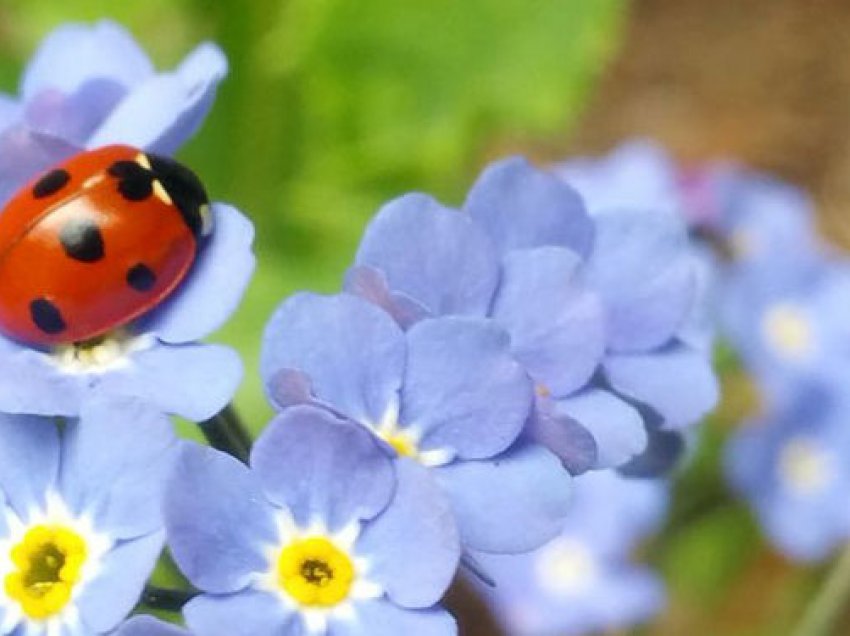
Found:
<box><xmin>0</xmin><ymin>144</ymin><xmax>212</xmax><ymax>346</ymax></box>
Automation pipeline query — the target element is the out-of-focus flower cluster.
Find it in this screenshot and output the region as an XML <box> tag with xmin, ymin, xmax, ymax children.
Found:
<box><xmin>0</xmin><ymin>21</ymin><xmax>724</xmax><ymax>636</ymax></box>
<box><xmin>566</xmin><ymin>140</ymin><xmax>850</xmax><ymax>564</ymax></box>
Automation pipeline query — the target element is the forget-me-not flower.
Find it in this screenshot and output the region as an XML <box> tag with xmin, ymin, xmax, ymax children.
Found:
<box><xmin>0</xmin><ymin>396</ymin><xmax>178</xmax><ymax>635</ymax></box>
<box><xmin>473</xmin><ymin>469</ymin><xmax>668</xmax><ymax>635</ymax></box>
<box><xmin>348</xmin><ymin>156</ymin><xmax>717</xmax><ymax>472</ymax></box>
<box><xmin>551</xmin><ymin>151</ymin><xmax>719</xmax><ymax>434</ymax></box>
<box><xmin>166</xmin><ymin>405</ymin><xmax>460</xmax><ymax>636</ymax></box>
<box><xmin>261</xmin><ymin>292</ymin><xmax>572</xmax><ymax>554</ymax></box>
<box><xmin>726</xmin><ymin>379</ymin><xmax>850</xmax><ymax>561</ymax></box>
<box><xmin>0</xmin><ymin>21</ymin><xmax>252</xmax><ymax>421</ymax></box>
<box><xmin>0</xmin><ymin>20</ymin><xmax>226</xmax><ymax>206</ymax></box>
<box><xmin>0</xmin><ymin>202</ymin><xmax>254</xmax><ymax>420</ymax></box>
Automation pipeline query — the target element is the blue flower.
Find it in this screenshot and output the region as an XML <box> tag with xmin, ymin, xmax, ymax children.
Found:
<box><xmin>0</xmin><ymin>396</ymin><xmax>178</xmax><ymax>635</ymax></box>
<box><xmin>725</xmin><ymin>379</ymin><xmax>850</xmax><ymax>561</ymax></box>
<box><xmin>554</xmin><ymin>139</ymin><xmax>683</xmax><ymax>217</ymax></box>
<box><xmin>547</xmin><ymin>154</ymin><xmax>719</xmax><ymax>433</ymax></box>
<box><xmin>165</xmin><ymin>405</ymin><xmax>460</xmax><ymax>636</ymax></box>
<box><xmin>472</xmin><ymin>470</ymin><xmax>668</xmax><ymax>635</ymax></box>
<box><xmin>688</xmin><ymin>164</ymin><xmax>823</xmax><ymax>273</ymax></box>
<box><xmin>113</xmin><ymin>616</ymin><xmax>191</xmax><ymax>635</ymax></box>
<box><xmin>261</xmin><ymin>292</ymin><xmax>572</xmax><ymax>554</ymax></box>
<box><xmin>0</xmin><ymin>202</ymin><xmax>254</xmax><ymax>420</ymax></box>
<box><xmin>0</xmin><ymin>20</ymin><xmax>226</xmax><ymax>205</ymax></box>
<box><xmin>347</xmin><ymin>156</ymin><xmax>717</xmax><ymax>472</ymax></box>
<box><xmin>720</xmin><ymin>256</ymin><xmax>850</xmax><ymax>396</ymax></box>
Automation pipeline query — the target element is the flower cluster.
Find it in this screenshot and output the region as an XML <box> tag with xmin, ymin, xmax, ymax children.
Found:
<box><xmin>0</xmin><ymin>21</ymin><xmax>723</xmax><ymax>636</ymax></box>
<box><xmin>568</xmin><ymin>140</ymin><xmax>850</xmax><ymax>562</ymax></box>
<box><xmin>0</xmin><ymin>20</ymin><xmax>254</xmax><ymax>636</ymax></box>
<box><xmin>345</xmin><ymin>155</ymin><xmax>718</xmax><ymax>473</ymax></box>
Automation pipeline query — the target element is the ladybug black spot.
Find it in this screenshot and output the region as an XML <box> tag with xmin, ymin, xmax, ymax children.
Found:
<box><xmin>59</xmin><ymin>219</ymin><xmax>104</xmax><ymax>263</ymax></box>
<box><xmin>108</xmin><ymin>160</ymin><xmax>153</xmax><ymax>202</ymax></box>
<box><xmin>126</xmin><ymin>263</ymin><xmax>157</xmax><ymax>292</ymax></box>
<box><xmin>32</xmin><ymin>169</ymin><xmax>70</xmax><ymax>199</ymax></box>
<box><xmin>30</xmin><ymin>298</ymin><xmax>66</xmax><ymax>334</ymax></box>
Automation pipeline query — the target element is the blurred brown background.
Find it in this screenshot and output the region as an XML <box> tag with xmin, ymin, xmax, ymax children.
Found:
<box><xmin>568</xmin><ymin>0</ymin><xmax>850</xmax><ymax>248</ymax></box>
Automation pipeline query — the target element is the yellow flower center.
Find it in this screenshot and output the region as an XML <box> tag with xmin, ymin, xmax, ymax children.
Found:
<box><xmin>51</xmin><ymin>330</ymin><xmax>153</xmax><ymax>374</ymax></box>
<box><xmin>761</xmin><ymin>304</ymin><xmax>813</xmax><ymax>361</ymax></box>
<box><xmin>778</xmin><ymin>437</ymin><xmax>832</xmax><ymax>496</ymax></box>
<box><xmin>383</xmin><ymin>431</ymin><xmax>419</xmax><ymax>458</ymax></box>
<box><xmin>277</xmin><ymin>537</ymin><xmax>354</xmax><ymax>607</ymax></box>
<box><xmin>534</xmin><ymin>537</ymin><xmax>598</xmax><ymax>596</ymax></box>
<box><xmin>5</xmin><ymin>525</ymin><xmax>87</xmax><ymax>620</ymax></box>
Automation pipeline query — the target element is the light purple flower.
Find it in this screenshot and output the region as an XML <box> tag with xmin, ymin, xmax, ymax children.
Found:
<box><xmin>0</xmin><ymin>203</ymin><xmax>254</xmax><ymax>420</ymax></box>
<box><xmin>348</xmin><ymin>155</ymin><xmax>718</xmax><ymax>472</ymax></box>
<box><xmin>726</xmin><ymin>379</ymin><xmax>850</xmax><ymax>561</ymax></box>
<box><xmin>0</xmin><ymin>396</ymin><xmax>178</xmax><ymax>635</ymax></box>
<box><xmin>261</xmin><ymin>292</ymin><xmax>572</xmax><ymax>554</ymax></box>
<box><xmin>166</xmin><ymin>406</ymin><xmax>460</xmax><ymax>636</ymax></box>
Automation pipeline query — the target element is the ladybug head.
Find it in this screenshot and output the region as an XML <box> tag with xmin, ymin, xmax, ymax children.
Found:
<box><xmin>147</xmin><ymin>153</ymin><xmax>212</xmax><ymax>239</ymax></box>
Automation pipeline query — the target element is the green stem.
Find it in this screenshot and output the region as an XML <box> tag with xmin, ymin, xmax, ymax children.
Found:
<box><xmin>792</xmin><ymin>543</ymin><xmax>850</xmax><ymax>636</ymax></box>
<box><xmin>139</xmin><ymin>585</ymin><xmax>197</xmax><ymax>612</ymax></box>
<box><xmin>199</xmin><ymin>405</ymin><xmax>252</xmax><ymax>463</ymax></box>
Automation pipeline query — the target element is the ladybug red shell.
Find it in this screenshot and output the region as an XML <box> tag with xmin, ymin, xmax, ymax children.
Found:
<box><xmin>0</xmin><ymin>144</ymin><xmax>212</xmax><ymax>346</ymax></box>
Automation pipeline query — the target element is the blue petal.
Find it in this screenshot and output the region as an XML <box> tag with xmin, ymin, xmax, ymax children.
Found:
<box><xmin>435</xmin><ymin>443</ymin><xmax>572</xmax><ymax>554</ymax></box>
<box><xmin>183</xmin><ymin>591</ymin><xmax>297</xmax><ymax>636</ymax></box>
<box><xmin>20</xmin><ymin>21</ymin><xmax>153</xmax><ymax>100</ymax></box>
<box><xmin>97</xmin><ymin>342</ymin><xmax>243</xmax><ymax>421</ymax></box>
<box><xmin>260</xmin><ymin>293</ymin><xmax>404</xmax><ymax>426</ymax></box>
<box><xmin>0</xmin><ymin>336</ymin><xmax>90</xmax><ymax>416</ymax></box>
<box><xmin>464</xmin><ymin>156</ymin><xmax>593</xmax><ymax>257</ymax></box>
<box><xmin>491</xmin><ymin>247</ymin><xmax>605</xmax><ymax>396</ymax></box>
<box><xmin>344</xmin><ymin>265</ymin><xmax>430</xmax><ymax>329</ymax></box>
<box><xmin>251</xmin><ymin>406</ymin><xmax>395</xmax><ymax>532</ymax></box>
<box><xmin>354</xmin><ymin>193</ymin><xmax>500</xmax><ymax>319</ymax></box>
<box><xmin>76</xmin><ymin>531</ymin><xmax>163</xmax><ymax>634</ymax></box>
<box><xmin>87</xmin><ymin>42</ymin><xmax>228</xmax><ymax>155</ymax></box>
<box><xmin>604</xmin><ymin>343</ymin><xmax>719</xmax><ymax>429</ymax></box>
<box><xmin>356</xmin><ymin>459</ymin><xmax>459</xmax><ymax>608</ymax></box>
<box><xmin>555</xmin><ymin>388</ymin><xmax>647</xmax><ymax>469</ymax></box>
<box><xmin>586</xmin><ymin>208</ymin><xmax>695</xmax><ymax>352</ymax></box>
<box><xmin>527</xmin><ymin>403</ymin><xmax>598</xmax><ymax>474</ymax></box>
<box><xmin>556</xmin><ymin>140</ymin><xmax>680</xmax><ymax>215</ymax></box>
<box><xmin>0</xmin><ymin>95</ymin><xmax>19</xmax><ymax>130</ymax></box>
<box><xmin>560</xmin><ymin>470</ymin><xmax>669</xmax><ymax>556</ymax></box>
<box><xmin>142</xmin><ymin>204</ymin><xmax>256</xmax><ymax>343</ymax></box>
<box><xmin>0</xmin><ymin>412</ymin><xmax>58</xmax><ymax>519</ymax></box>
<box><xmin>0</xmin><ymin>126</ymin><xmax>80</xmax><ymax>207</ymax></box>
<box><xmin>58</xmin><ymin>397</ymin><xmax>177</xmax><ymax>539</ymax></box>
<box><xmin>164</xmin><ymin>444</ymin><xmax>278</xmax><ymax>594</ymax></box>
<box><xmin>113</xmin><ymin>616</ymin><xmax>190</xmax><ymax>636</ymax></box>
<box><xmin>401</xmin><ymin>317</ymin><xmax>532</xmax><ymax>459</ymax></box>
<box><xmin>329</xmin><ymin>599</ymin><xmax>456</xmax><ymax>636</ymax></box>
<box><xmin>24</xmin><ymin>79</ymin><xmax>126</xmax><ymax>147</ymax></box>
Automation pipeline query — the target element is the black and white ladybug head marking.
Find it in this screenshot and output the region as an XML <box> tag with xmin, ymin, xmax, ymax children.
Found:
<box><xmin>107</xmin><ymin>153</ymin><xmax>212</xmax><ymax>239</ymax></box>
<box><xmin>146</xmin><ymin>153</ymin><xmax>212</xmax><ymax>239</ymax></box>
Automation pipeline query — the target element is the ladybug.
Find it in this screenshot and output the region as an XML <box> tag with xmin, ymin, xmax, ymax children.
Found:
<box><xmin>0</xmin><ymin>144</ymin><xmax>212</xmax><ymax>346</ymax></box>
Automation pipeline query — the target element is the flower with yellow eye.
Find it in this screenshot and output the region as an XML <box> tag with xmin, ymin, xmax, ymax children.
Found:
<box><xmin>0</xmin><ymin>397</ymin><xmax>177</xmax><ymax>636</ymax></box>
<box><xmin>165</xmin><ymin>405</ymin><xmax>460</xmax><ymax>636</ymax></box>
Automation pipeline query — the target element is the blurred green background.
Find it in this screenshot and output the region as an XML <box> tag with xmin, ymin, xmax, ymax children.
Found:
<box><xmin>1</xmin><ymin>2</ymin><xmax>845</xmax><ymax>634</ymax></box>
